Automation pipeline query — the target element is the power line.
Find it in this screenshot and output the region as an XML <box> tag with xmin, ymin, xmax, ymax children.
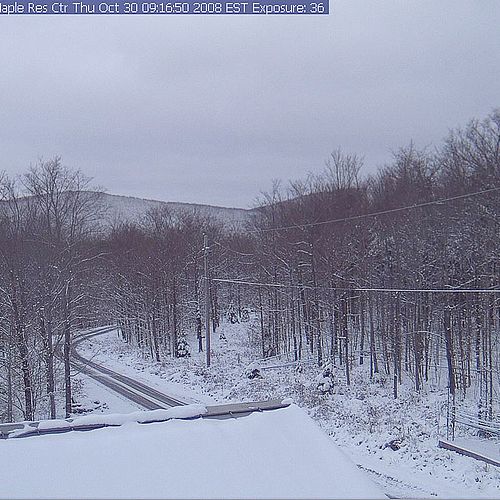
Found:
<box><xmin>211</xmin><ymin>277</ymin><xmax>500</xmax><ymax>294</ymax></box>
<box><xmin>247</xmin><ymin>185</ymin><xmax>500</xmax><ymax>234</ymax></box>
<box><xmin>212</xmin><ymin>240</ymin><xmax>255</xmax><ymax>257</ymax></box>
<box><xmin>211</xmin><ymin>186</ymin><xmax>500</xmax><ymax>294</ymax></box>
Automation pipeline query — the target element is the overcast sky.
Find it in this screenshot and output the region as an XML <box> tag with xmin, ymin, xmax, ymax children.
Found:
<box><xmin>1</xmin><ymin>1</ymin><xmax>499</xmax><ymax>208</ymax></box>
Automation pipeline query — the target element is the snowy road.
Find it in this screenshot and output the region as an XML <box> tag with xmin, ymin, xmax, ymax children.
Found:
<box><xmin>71</xmin><ymin>326</ymin><xmax>185</xmax><ymax>410</ymax></box>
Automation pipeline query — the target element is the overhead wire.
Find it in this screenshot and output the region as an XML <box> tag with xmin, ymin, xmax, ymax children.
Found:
<box><xmin>210</xmin><ymin>186</ymin><xmax>500</xmax><ymax>294</ymax></box>
<box><xmin>212</xmin><ymin>240</ymin><xmax>255</xmax><ymax>257</ymax></box>
<box><xmin>211</xmin><ymin>277</ymin><xmax>500</xmax><ymax>294</ymax></box>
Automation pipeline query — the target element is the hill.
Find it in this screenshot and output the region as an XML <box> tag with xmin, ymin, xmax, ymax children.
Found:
<box><xmin>0</xmin><ymin>191</ymin><xmax>255</xmax><ymax>231</ymax></box>
<box><xmin>96</xmin><ymin>192</ymin><xmax>254</xmax><ymax>229</ymax></box>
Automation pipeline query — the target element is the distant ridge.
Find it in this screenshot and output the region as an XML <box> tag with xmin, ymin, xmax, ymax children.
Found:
<box><xmin>97</xmin><ymin>192</ymin><xmax>254</xmax><ymax>228</ymax></box>
<box><xmin>0</xmin><ymin>191</ymin><xmax>255</xmax><ymax>231</ymax></box>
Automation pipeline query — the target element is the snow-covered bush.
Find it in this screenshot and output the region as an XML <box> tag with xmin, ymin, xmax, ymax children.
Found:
<box><xmin>316</xmin><ymin>361</ymin><xmax>336</xmax><ymax>394</ymax></box>
<box><xmin>177</xmin><ymin>338</ymin><xmax>190</xmax><ymax>358</ymax></box>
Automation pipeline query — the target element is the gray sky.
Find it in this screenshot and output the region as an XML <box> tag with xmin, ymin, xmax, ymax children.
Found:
<box><xmin>1</xmin><ymin>0</ymin><xmax>499</xmax><ymax>208</ymax></box>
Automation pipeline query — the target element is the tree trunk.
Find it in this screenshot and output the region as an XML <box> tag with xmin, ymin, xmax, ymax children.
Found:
<box><xmin>63</xmin><ymin>281</ymin><xmax>73</xmax><ymax>419</ymax></box>
<box><xmin>443</xmin><ymin>304</ymin><xmax>456</xmax><ymax>397</ymax></box>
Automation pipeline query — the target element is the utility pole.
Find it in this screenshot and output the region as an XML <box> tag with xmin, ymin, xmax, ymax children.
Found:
<box><xmin>203</xmin><ymin>233</ymin><xmax>211</xmax><ymax>367</ymax></box>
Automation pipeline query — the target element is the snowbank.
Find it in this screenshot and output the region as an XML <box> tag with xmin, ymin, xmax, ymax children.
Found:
<box><xmin>0</xmin><ymin>404</ymin><xmax>383</xmax><ymax>499</ymax></box>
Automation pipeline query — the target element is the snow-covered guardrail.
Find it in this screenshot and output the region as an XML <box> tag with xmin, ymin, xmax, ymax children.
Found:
<box><xmin>438</xmin><ymin>440</ymin><xmax>500</xmax><ymax>467</ymax></box>
<box><xmin>0</xmin><ymin>405</ymin><xmax>208</xmax><ymax>439</ymax></box>
<box><xmin>0</xmin><ymin>399</ymin><xmax>292</xmax><ymax>439</ymax></box>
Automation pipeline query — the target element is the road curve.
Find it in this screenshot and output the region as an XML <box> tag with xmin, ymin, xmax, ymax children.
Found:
<box><xmin>72</xmin><ymin>326</ymin><xmax>185</xmax><ymax>410</ymax></box>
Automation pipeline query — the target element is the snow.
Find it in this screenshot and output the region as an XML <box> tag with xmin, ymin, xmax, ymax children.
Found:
<box><xmin>10</xmin><ymin>405</ymin><xmax>208</xmax><ymax>438</ymax></box>
<box><xmin>452</xmin><ymin>437</ymin><xmax>500</xmax><ymax>463</ymax></box>
<box><xmin>72</xmin><ymin>371</ymin><xmax>144</xmax><ymax>414</ymax></box>
<box><xmin>76</xmin><ymin>325</ymin><xmax>500</xmax><ymax>498</ymax></box>
<box><xmin>0</xmin><ymin>404</ymin><xmax>384</xmax><ymax>499</ymax></box>
<box><xmin>71</xmin><ymin>404</ymin><xmax>207</xmax><ymax>426</ymax></box>
<box><xmin>37</xmin><ymin>419</ymin><xmax>71</xmax><ymax>431</ymax></box>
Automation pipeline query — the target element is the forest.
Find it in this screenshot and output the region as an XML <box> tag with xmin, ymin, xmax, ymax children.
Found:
<box><xmin>0</xmin><ymin>109</ymin><xmax>499</xmax><ymax>423</ymax></box>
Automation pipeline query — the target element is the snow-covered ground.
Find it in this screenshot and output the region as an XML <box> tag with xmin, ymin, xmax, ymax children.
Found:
<box><xmin>71</xmin><ymin>373</ymin><xmax>144</xmax><ymax>415</ymax></box>
<box><xmin>75</xmin><ymin>323</ymin><xmax>500</xmax><ymax>499</ymax></box>
<box><xmin>0</xmin><ymin>404</ymin><xmax>384</xmax><ymax>500</ymax></box>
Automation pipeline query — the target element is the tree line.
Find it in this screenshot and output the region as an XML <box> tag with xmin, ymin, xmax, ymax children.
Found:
<box><xmin>221</xmin><ymin>110</ymin><xmax>500</xmax><ymax>420</ymax></box>
<box><xmin>0</xmin><ymin>109</ymin><xmax>499</xmax><ymax>422</ymax></box>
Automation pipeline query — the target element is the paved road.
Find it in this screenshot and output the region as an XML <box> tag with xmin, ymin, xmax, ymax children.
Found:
<box><xmin>71</xmin><ymin>326</ymin><xmax>185</xmax><ymax>410</ymax></box>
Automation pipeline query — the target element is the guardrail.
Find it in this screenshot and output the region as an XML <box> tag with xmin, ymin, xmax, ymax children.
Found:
<box><xmin>438</xmin><ymin>439</ymin><xmax>500</xmax><ymax>467</ymax></box>
<box><xmin>0</xmin><ymin>400</ymin><xmax>291</xmax><ymax>439</ymax></box>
